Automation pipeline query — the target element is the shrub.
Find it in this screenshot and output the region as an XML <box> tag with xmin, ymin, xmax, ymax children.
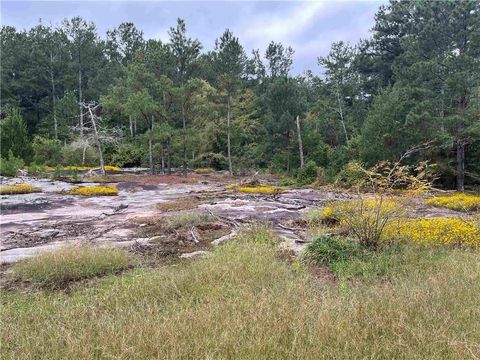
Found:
<box><xmin>296</xmin><ymin>160</ymin><xmax>318</xmax><ymax>185</ymax></box>
<box><xmin>32</xmin><ymin>136</ymin><xmax>63</xmax><ymax>166</ymax></box>
<box><xmin>335</xmin><ymin>160</ymin><xmax>369</xmax><ymax>189</ymax></box>
<box><xmin>303</xmin><ymin>235</ymin><xmax>362</xmax><ymax>267</ymax></box>
<box><xmin>12</xmin><ymin>245</ymin><xmax>131</xmax><ymax>288</ymax></box>
<box><xmin>327</xmin><ymin>197</ymin><xmax>404</xmax><ymax>249</ymax></box>
<box><xmin>383</xmin><ymin>218</ymin><xmax>480</xmax><ymax>248</ymax></box>
<box><xmin>425</xmin><ymin>193</ymin><xmax>480</xmax><ymax>212</ymax></box>
<box><xmin>278</xmin><ymin>177</ymin><xmax>297</xmax><ymax>187</ymax></box>
<box><xmin>0</xmin><ymin>184</ymin><xmax>41</xmax><ymax>195</ymax></box>
<box><xmin>67</xmin><ymin>185</ymin><xmax>118</xmax><ymax>196</ymax></box>
<box><xmin>0</xmin><ymin>150</ymin><xmax>24</xmax><ymax>177</ymax></box>
<box><xmin>110</xmin><ymin>142</ymin><xmax>145</xmax><ymax>167</ymax></box>
<box><xmin>62</xmin><ymin>140</ymin><xmax>98</xmax><ymax>166</ymax></box>
<box><xmin>194</xmin><ymin>167</ymin><xmax>214</xmax><ymax>174</ymax></box>
<box><xmin>27</xmin><ymin>162</ymin><xmax>47</xmax><ymax>175</ymax></box>
<box><xmin>0</xmin><ymin>108</ymin><xmax>31</xmax><ymax>161</ymax></box>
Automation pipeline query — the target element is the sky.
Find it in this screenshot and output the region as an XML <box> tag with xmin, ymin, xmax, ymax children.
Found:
<box><xmin>1</xmin><ymin>0</ymin><xmax>384</xmax><ymax>74</ymax></box>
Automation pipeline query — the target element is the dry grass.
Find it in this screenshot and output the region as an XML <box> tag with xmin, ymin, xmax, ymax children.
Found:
<box><xmin>0</xmin><ymin>184</ymin><xmax>41</xmax><ymax>195</ymax></box>
<box><xmin>11</xmin><ymin>245</ymin><xmax>131</xmax><ymax>288</ymax></box>
<box><xmin>2</xmin><ymin>228</ymin><xmax>480</xmax><ymax>359</ymax></box>
<box><xmin>156</xmin><ymin>197</ymin><xmax>203</xmax><ymax>212</ymax></box>
<box><xmin>67</xmin><ymin>185</ymin><xmax>118</xmax><ymax>196</ymax></box>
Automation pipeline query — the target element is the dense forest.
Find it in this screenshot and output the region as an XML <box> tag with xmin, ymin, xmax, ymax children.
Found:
<box><xmin>1</xmin><ymin>0</ymin><xmax>479</xmax><ymax>190</ymax></box>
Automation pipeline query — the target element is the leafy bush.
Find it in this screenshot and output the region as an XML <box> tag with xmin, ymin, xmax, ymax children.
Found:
<box><xmin>12</xmin><ymin>245</ymin><xmax>131</xmax><ymax>288</ymax></box>
<box><xmin>425</xmin><ymin>193</ymin><xmax>480</xmax><ymax>212</ymax></box>
<box><xmin>0</xmin><ymin>184</ymin><xmax>41</xmax><ymax>195</ymax></box>
<box><xmin>32</xmin><ymin>136</ymin><xmax>63</xmax><ymax>166</ymax></box>
<box><xmin>0</xmin><ymin>108</ymin><xmax>31</xmax><ymax>161</ymax></box>
<box><xmin>0</xmin><ymin>150</ymin><xmax>24</xmax><ymax>177</ymax></box>
<box><xmin>296</xmin><ymin>160</ymin><xmax>318</xmax><ymax>185</ymax></box>
<box><xmin>192</xmin><ymin>152</ymin><xmax>227</xmax><ymax>170</ymax></box>
<box><xmin>62</xmin><ymin>140</ymin><xmax>98</xmax><ymax>166</ymax></box>
<box><xmin>327</xmin><ymin>197</ymin><xmax>404</xmax><ymax>249</ymax></box>
<box><xmin>110</xmin><ymin>142</ymin><xmax>145</xmax><ymax>167</ymax></box>
<box><xmin>67</xmin><ymin>185</ymin><xmax>118</xmax><ymax>196</ymax></box>
<box><xmin>27</xmin><ymin>162</ymin><xmax>47</xmax><ymax>175</ymax></box>
<box><xmin>335</xmin><ymin>161</ymin><xmax>369</xmax><ymax>189</ymax></box>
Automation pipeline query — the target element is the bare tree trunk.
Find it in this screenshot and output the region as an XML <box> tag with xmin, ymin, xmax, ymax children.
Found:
<box><xmin>129</xmin><ymin>115</ymin><xmax>133</xmax><ymax>137</ymax></box>
<box><xmin>167</xmin><ymin>139</ymin><xmax>171</xmax><ymax>175</ymax></box>
<box><xmin>50</xmin><ymin>51</ymin><xmax>58</xmax><ymax>139</ymax></box>
<box><xmin>149</xmin><ymin>138</ymin><xmax>154</xmax><ymax>175</ymax></box>
<box><xmin>134</xmin><ymin>118</ymin><xmax>137</xmax><ymax>136</ymax></box>
<box><xmin>286</xmin><ymin>130</ymin><xmax>291</xmax><ymax>174</ymax></box>
<box><xmin>182</xmin><ymin>103</ymin><xmax>187</xmax><ymax>176</ymax></box>
<box><xmin>87</xmin><ymin>106</ymin><xmax>105</xmax><ymax>176</ymax></box>
<box><xmin>78</xmin><ymin>68</ymin><xmax>83</xmax><ymax>136</ymax></box>
<box><xmin>456</xmin><ymin>135</ymin><xmax>465</xmax><ymax>192</ymax></box>
<box><xmin>161</xmin><ymin>143</ymin><xmax>165</xmax><ymax>174</ymax></box>
<box><xmin>336</xmin><ymin>91</ymin><xmax>348</xmax><ymax>144</ymax></box>
<box><xmin>295</xmin><ymin>115</ymin><xmax>304</xmax><ymax>168</ymax></box>
<box><xmin>82</xmin><ymin>142</ymin><xmax>87</xmax><ymax>166</ymax></box>
<box><xmin>227</xmin><ymin>94</ymin><xmax>233</xmax><ymax>175</ymax></box>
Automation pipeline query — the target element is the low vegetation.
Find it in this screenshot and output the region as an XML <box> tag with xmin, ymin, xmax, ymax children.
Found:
<box><xmin>194</xmin><ymin>167</ymin><xmax>214</xmax><ymax>174</ymax></box>
<box><xmin>426</xmin><ymin>193</ymin><xmax>480</xmax><ymax>212</ymax></box>
<box><xmin>61</xmin><ymin>165</ymin><xmax>121</xmax><ymax>172</ymax></box>
<box><xmin>162</xmin><ymin>211</ymin><xmax>213</xmax><ymax>230</ymax></box>
<box><xmin>11</xmin><ymin>245</ymin><xmax>131</xmax><ymax>288</ymax></box>
<box><xmin>384</xmin><ymin>218</ymin><xmax>480</xmax><ymax>248</ymax></box>
<box><xmin>2</xmin><ymin>228</ymin><xmax>480</xmax><ymax>358</ymax></box>
<box><xmin>227</xmin><ymin>184</ymin><xmax>282</xmax><ymax>195</ymax></box>
<box><xmin>67</xmin><ymin>185</ymin><xmax>118</xmax><ymax>196</ymax></box>
<box><xmin>0</xmin><ymin>184</ymin><xmax>41</xmax><ymax>195</ymax></box>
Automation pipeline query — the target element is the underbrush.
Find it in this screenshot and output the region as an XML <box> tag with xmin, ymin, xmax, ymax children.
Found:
<box><xmin>0</xmin><ymin>184</ymin><xmax>41</xmax><ymax>195</ymax></box>
<box><xmin>227</xmin><ymin>184</ymin><xmax>282</xmax><ymax>195</ymax></box>
<box><xmin>2</xmin><ymin>228</ymin><xmax>480</xmax><ymax>359</ymax></box>
<box><xmin>194</xmin><ymin>167</ymin><xmax>214</xmax><ymax>174</ymax></box>
<box><xmin>426</xmin><ymin>193</ymin><xmax>480</xmax><ymax>212</ymax></box>
<box><xmin>67</xmin><ymin>185</ymin><xmax>118</xmax><ymax>196</ymax></box>
<box><xmin>11</xmin><ymin>245</ymin><xmax>131</xmax><ymax>288</ymax></box>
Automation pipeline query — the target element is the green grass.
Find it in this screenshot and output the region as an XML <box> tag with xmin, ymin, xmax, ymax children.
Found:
<box><xmin>11</xmin><ymin>245</ymin><xmax>131</xmax><ymax>288</ymax></box>
<box><xmin>163</xmin><ymin>211</ymin><xmax>213</xmax><ymax>230</ymax></box>
<box><xmin>2</xmin><ymin>229</ymin><xmax>480</xmax><ymax>359</ymax></box>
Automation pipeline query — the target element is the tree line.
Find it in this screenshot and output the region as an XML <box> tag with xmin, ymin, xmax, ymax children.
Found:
<box><xmin>1</xmin><ymin>0</ymin><xmax>479</xmax><ymax>190</ymax></box>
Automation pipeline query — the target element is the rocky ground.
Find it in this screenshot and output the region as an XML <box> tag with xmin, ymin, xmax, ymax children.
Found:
<box><xmin>0</xmin><ymin>172</ymin><xmax>350</xmax><ymax>265</ymax></box>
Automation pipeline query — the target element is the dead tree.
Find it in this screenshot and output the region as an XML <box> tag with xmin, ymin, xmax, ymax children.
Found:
<box><xmin>296</xmin><ymin>115</ymin><xmax>304</xmax><ymax>168</ymax></box>
<box><xmin>80</xmin><ymin>101</ymin><xmax>121</xmax><ymax>176</ymax></box>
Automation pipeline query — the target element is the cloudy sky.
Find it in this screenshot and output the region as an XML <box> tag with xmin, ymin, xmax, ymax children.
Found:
<box><xmin>1</xmin><ymin>1</ymin><xmax>384</xmax><ymax>74</ymax></box>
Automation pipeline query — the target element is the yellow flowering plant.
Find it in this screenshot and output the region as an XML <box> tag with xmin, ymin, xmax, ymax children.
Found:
<box><xmin>425</xmin><ymin>193</ymin><xmax>480</xmax><ymax>212</ymax></box>
<box><xmin>67</xmin><ymin>185</ymin><xmax>118</xmax><ymax>196</ymax></box>
<box><xmin>226</xmin><ymin>184</ymin><xmax>282</xmax><ymax>195</ymax></box>
<box><xmin>0</xmin><ymin>184</ymin><xmax>41</xmax><ymax>195</ymax></box>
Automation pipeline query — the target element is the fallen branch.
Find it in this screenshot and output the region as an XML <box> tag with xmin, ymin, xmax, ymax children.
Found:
<box><xmin>190</xmin><ymin>226</ymin><xmax>200</xmax><ymax>244</ymax></box>
<box><xmin>205</xmin><ymin>208</ymin><xmax>241</xmax><ymax>228</ymax></box>
<box><xmin>211</xmin><ymin>230</ymin><xmax>238</xmax><ymax>245</ymax></box>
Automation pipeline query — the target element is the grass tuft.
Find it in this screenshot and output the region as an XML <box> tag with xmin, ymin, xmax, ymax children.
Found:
<box><xmin>12</xmin><ymin>245</ymin><xmax>131</xmax><ymax>288</ymax></box>
<box><xmin>227</xmin><ymin>184</ymin><xmax>282</xmax><ymax>195</ymax></box>
<box><xmin>194</xmin><ymin>167</ymin><xmax>214</xmax><ymax>174</ymax></box>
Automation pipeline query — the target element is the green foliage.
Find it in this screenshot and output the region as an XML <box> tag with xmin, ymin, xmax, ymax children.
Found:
<box><xmin>32</xmin><ymin>136</ymin><xmax>63</xmax><ymax>166</ymax></box>
<box><xmin>0</xmin><ymin>150</ymin><xmax>24</xmax><ymax>177</ymax></box>
<box><xmin>335</xmin><ymin>160</ymin><xmax>368</xmax><ymax>188</ymax></box>
<box><xmin>0</xmin><ymin>108</ymin><xmax>31</xmax><ymax>161</ymax></box>
<box><xmin>303</xmin><ymin>236</ymin><xmax>362</xmax><ymax>268</ymax></box>
<box><xmin>110</xmin><ymin>142</ymin><xmax>145</xmax><ymax>167</ymax></box>
<box><xmin>296</xmin><ymin>160</ymin><xmax>318</xmax><ymax>185</ymax></box>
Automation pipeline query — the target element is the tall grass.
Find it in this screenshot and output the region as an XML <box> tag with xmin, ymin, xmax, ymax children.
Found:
<box><xmin>12</xmin><ymin>245</ymin><xmax>131</xmax><ymax>288</ymax></box>
<box><xmin>2</xmin><ymin>233</ymin><xmax>480</xmax><ymax>359</ymax></box>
